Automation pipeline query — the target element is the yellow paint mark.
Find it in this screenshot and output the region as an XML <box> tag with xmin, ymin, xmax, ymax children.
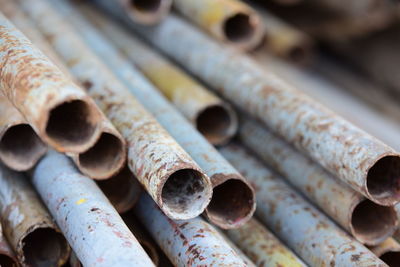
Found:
<box><xmin>76</xmin><ymin>198</ymin><xmax>86</xmax><ymax>205</ymax></box>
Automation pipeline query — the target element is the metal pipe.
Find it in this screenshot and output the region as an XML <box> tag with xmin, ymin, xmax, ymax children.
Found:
<box><xmin>219</xmin><ymin>143</ymin><xmax>388</xmax><ymax>267</ymax></box>
<box><xmin>97</xmin><ymin>165</ymin><xmax>142</xmax><ymax>214</ymax></box>
<box><xmin>0</xmin><ymin>10</ymin><xmax>102</xmax><ymax>154</ymax></box>
<box><xmin>172</xmin><ymin>0</ymin><xmax>264</xmax><ymax>51</ymax></box>
<box><xmin>239</xmin><ymin>116</ymin><xmax>398</xmax><ymax>245</ymax></box>
<box><xmin>369</xmin><ymin>238</ymin><xmax>400</xmax><ymax>267</ymax></box>
<box><xmin>0</xmin><ymin>94</ymin><xmax>47</xmax><ymax>171</ymax></box>
<box><xmin>86</xmin><ymin>18</ymin><xmax>237</xmax><ymax>146</ymax></box>
<box><xmin>225</xmin><ymin>218</ymin><xmax>306</xmax><ymax>267</ymax></box>
<box><xmin>20</xmin><ymin>0</ymin><xmax>212</xmax><ymax>220</ymax></box>
<box><xmin>32</xmin><ymin>151</ymin><xmax>155</xmax><ymax>267</ymax></box>
<box><xmin>0</xmin><ymin>163</ymin><xmax>70</xmax><ymax>266</ymax></box>
<box><xmin>94</xmin><ymin>0</ymin><xmax>172</xmax><ymax>25</ymax></box>
<box><xmin>0</xmin><ymin>223</ymin><xmax>18</xmax><ymax>267</ymax></box>
<box><xmin>129</xmin><ymin>13</ymin><xmax>400</xmax><ymax>206</ymax></box>
<box><xmin>217</xmin><ymin>231</ymin><xmax>256</xmax><ymax>267</ymax></box>
<box><xmin>134</xmin><ymin>193</ymin><xmax>248</xmax><ymax>266</ymax></box>
<box><xmin>66</xmin><ymin>2</ymin><xmax>255</xmax><ymax>229</ymax></box>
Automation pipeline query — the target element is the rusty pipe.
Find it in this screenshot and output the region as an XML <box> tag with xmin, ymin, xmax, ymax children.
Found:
<box><xmin>32</xmin><ymin>151</ymin><xmax>155</xmax><ymax>267</ymax></box>
<box><xmin>20</xmin><ymin>0</ymin><xmax>212</xmax><ymax>220</ymax></box>
<box><xmin>217</xmin><ymin>231</ymin><xmax>256</xmax><ymax>267</ymax></box>
<box><xmin>69</xmin><ymin>3</ymin><xmax>255</xmax><ymax>229</ymax></box>
<box><xmin>0</xmin><ymin>223</ymin><xmax>18</xmax><ymax>267</ymax></box>
<box><xmin>219</xmin><ymin>143</ymin><xmax>388</xmax><ymax>267</ymax></box>
<box><xmin>370</xmin><ymin>238</ymin><xmax>400</xmax><ymax>267</ymax></box>
<box><xmin>0</xmin><ymin>163</ymin><xmax>70</xmax><ymax>266</ymax></box>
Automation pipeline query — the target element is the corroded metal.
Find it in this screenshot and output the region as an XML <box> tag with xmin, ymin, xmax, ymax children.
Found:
<box><xmin>370</xmin><ymin>238</ymin><xmax>400</xmax><ymax>266</ymax></box>
<box><xmin>32</xmin><ymin>151</ymin><xmax>155</xmax><ymax>267</ymax></box>
<box><xmin>0</xmin><ymin>93</ymin><xmax>47</xmax><ymax>171</ymax></box>
<box><xmin>218</xmin><ymin>232</ymin><xmax>256</xmax><ymax>267</ymax></box>
<box><xmin>220</xmin><ymin>143</ymin><xmax>388</xmax><ymax>267</ymax></box>
<box><xmin>0</xmin><ymin>10</ymin><xmax>102</xmax><ymax>153</ymax></box>
<box><xmin>173</xmin><ymin>0</ymin><xmax>264</xmax><ymax>51</ymax></box>
<box><xmin>225</xmin><ymin>218</ymin><xmax>306</xmax><ymax>267</ymax></box>
<box><xmin>239</xmin><ymin>116</ymin><xmax>398</xmax><ymax>245</ymax></box>
<box><xmin>21</xmin><ymin>0</ymin><xmax>212</xmax><ymax>220</ymax></box>
<box><xmin>0</xmin><ymin>163</ymin><xmax>70</xmax><ymax>266</ymax></box>
<box><xmin>68</xmin><ymin>3</ymin><xmax>255</xmax><ymax>229</ymax></box>
<box><xmin>134</xmin><ymin>193</ymin><xmax>248</xmax><ymax>266</ymax></box>
<box><xmin>0</xmin><ymin>222</ymin><xmax>18</xmax><ymax>267</ymax></box>
<box><xmin>94</xmin><ymin>0</ymin><xmax>172</xmax><ymax>25</ymax></box>
<box><xmin>91</xmin><ymin>22</ymin><xmax>237</xmax><ymax>145</ymax></box>
<box><xmin>131</xmin><ymin>13</ymin><xmax>400</xmax><ymax>206</ymax></box>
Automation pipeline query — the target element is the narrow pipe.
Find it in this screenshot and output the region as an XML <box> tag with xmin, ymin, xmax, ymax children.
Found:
<box><xmin>88</xmin><ymin>23</ymin><xmax>237</xmax><ymax>145</ymax></box>
<box><xmin>0</xmin><ymin>94</ymin><xmax>47</xmax><ymax>171</ymax></box>
<box><xmin>129</xmin><ymin>13</ymin><xmax>400</xmax><ymax>206</ymax></box>
<box><xmin>134</xmin><ymin>193</ymin><xmax>248</xmax><ymax>266</ymax></box>
<box><xmin>172</xmin><ymin>0</ymin><xmax>264</xmax><ymax>51</ymax></box>
<box><xmin>225</xmin><ymin>218</ymin><xmax>306</xmax><ymax>266</ymax></box>
<box><xmin>239</xmin><ymin>116</ymin><xmax>398</xmax><ymax>245</ymax></box>
<box><xmin>219</xmin><ymin>143</ymin><xmax>388</xmax><ymax>267</ymax></box>
<box><xmin>70</xmin><ymin>3</ymin><xmax>255</xmax><ymax>229</ymax></box>
<box><xmin>0</xmin><ymin>223</ymin><xmax>18</xmax><ymax>267</ymax></box>
<box><xmin>0</xmin><ymin>10</ymin><xmax>102</xmax><ymax>153</ymax></box>
<box><xmin>32</xmin><ymin>151</ymin><xmax>155</xmax><ymax>267</ymax></box>
<box><xmin>0</xmin><ymin>163</ymin><xmax>70</xmax><ymax>266</ymax></box>
<box><xmin>369</xmin><ymin>238</ymin><xmax>400</xmax><ymax>267</ymax></box>
<box><xmin>20</xmin><ymin>0</ymin><xmax>212</xmax><ymax>220</ymax></box>
<box><xmin>97</xmin><ymin>165</ymin><xmax>143</xmax><ymax>213</ymax></box>
<box><xmin>94</xmin><ymin>0</ymin><xmax>172</xmax><ymax>25</ymax></box>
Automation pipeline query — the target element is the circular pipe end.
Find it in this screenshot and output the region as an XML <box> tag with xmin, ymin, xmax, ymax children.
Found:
<box><xmin>125</xmin><ymin>0</ymin><xmax>172</xmax><ymax>25</ymax></box>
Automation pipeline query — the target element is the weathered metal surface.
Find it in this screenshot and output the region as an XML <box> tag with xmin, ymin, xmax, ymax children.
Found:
<box><xmin>239</xmin><ymin>116</ymin><xmax>398</xmax><ymax>245</ymax></box>
<box><xmin>97</xmin><ymin>165</ymin><xmax>143</xmax><ymax>214</ymax></box>
<box><xmin>130</xmin><ymin>13</ymin><xmax>400</xmax><ymax>206</ymax></box>
<box><xmin>219</xmin><ymin>143</ymin><xmax>388</xmax><ymax>267</ymax></box>
<box><xmin>134</xmin><ymin>193</ymin><xmax>248</xmax><ymax>266</ymax></box>
<box><xmin>0</xmin><ymin>162</ymin><xmax>70</xmax><ymax>266</ymax></box>
<box><xmin>0</xmin><ymin>93</ymin><xmax>47</xmax><ymax>171</ymax></box>
<box><xmin>225</xmin><ymin>218</ymin><xmax>306</xmax><ymax>267</ymax></box>
<box><xmin>0</xmin><ymin>9</ymin><xmax>102</xmax><ymax>153</ymax></box>
<box><xmin>70</xmin><ymin>3</ymin><xmax>255</xmax><ymax>229</ymax></box>
<box><xmin>173</xmin><ymin>0</ymin><xmax>263</xmax><ymax>51</ymax></box>
<box><xmin>21</xmin><ymin>0</ymin><xmax>212</xmax><ymax>220</ymax></box>
<box><xmin>93</xmin><ymin>24</ymin><xmax>237</xmax><ymax>145</ymax></box>
<box><xmin>370</xmin><ymin>238</ymin><xmax>400</xmax><ymax>266</ymax></box>
<box><xmin>32</xmin><ymin>151</ymin><xmax>155</xmax><ymax>267</ymax></box>
<box><xmin>0</xmin><ymin>222</ymin><xmax>18</xmax><ymax>267</ymax></box>
<box><xmin>94</xmin><ymin>0</ymin><xmax>172</xmax><ymax>25</ymax></box>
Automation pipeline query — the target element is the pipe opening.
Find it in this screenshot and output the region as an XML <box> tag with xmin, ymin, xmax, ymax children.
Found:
<box><xmin>223</xmin><ymin>13</ymin><xmax>256</xmax><ymax>43</ymax></box>
<box><xmin>196</xmin><ymin>105</ymin><xmax>237</xmax><ymax>146</ymax></box>
<box><xmin>130</xmin><ymin>0</ymin><xmax>162</xmax><ymax>13</ymax></box>
<box><xmin>46</xmin><ymin>100</ymin><xmax>97</xmax><ymax>149</ymax></box>
<box><xmin>161</xmin><ymin>169</ymin><xmax>210</xmax><ymax>219</ymax></box>
<box><xmin>206</xmin><ymin>179</ymin><xmax>254</xmax><ymax>228</ymax></box>
<box><xmin>0</xmin><ymin>124</ymin><xmax>46</xmax><ymax>170</ymax></box>
<box><xmin>22</xmin><ymin>227</ymin><xmax>69</xmax><ymax>267</ymax></box>
<box><xmin>0</xmin><ymin>255</ymin><xmax>17</xmax><ymax>267</ymax></box>
<box><xmin>97</xmin><ymin>166</ymin><xmax>142</xmax><ymax>213</ymax></box>
<box><xmin>367</xmin><ymin>155</ymin><xmax>400</xmax><ymax>204</ymax></box>
<box><xmin>79</xmin><ymin>132</ymin><xmax>125</xmax><ymax>179</ymax></box>
<box><xmin>351</xmin><ymin>199</ymin><xmax>397</xmax><ymax>245</ymax></box>
<box><xmin>380</xmin><ymin>251</ymin><xmax>400</xmax><ymax>266</ymax></box>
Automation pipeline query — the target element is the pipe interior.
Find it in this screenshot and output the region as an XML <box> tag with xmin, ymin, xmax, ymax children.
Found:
<box><xmin>380</xmin><ymin>251</ymin><xmax>400</xmax><ymax>267</ymax></box>
<box><xmin>79</xmin><ymin>132</ymin><xmax>124</xmax><ymax>178</ymax></box>
<box><xmin>223</xmin><ymin>13</ymin><xmax>256</xmax><ymax>43</ymax></box>
<box><xmin>22</xmin><ymin>227</ymin><xmax>68</xmax><ymax>267</ymax></box>
<box><xmin>351</xmin><ymin>199</ymin><xmax>397</xmax><ymax>244</ymax></box>
<box><xmin>0</xmin><ymin>255</ymin><xmax>17</xmax><ymax>267</ymax></box>
<box><xmin>0</xmin><ymin>124</ymin><xmax>46</xmax><ymax>168</ymax></box>
<box><xmin>196</xmin><ymin>105</ymin><xmax>235</xmax><ymax>145</ymax></box>
<box><xmin>46</xmin><ymin>100</ymin><xmax>97</xmax><ymax>148</ymax></box>
<box><xmin>366</xmin><ymin>155</ymin><xmax>400</xmax><ymax>204</ymax></box>
<box><xmin>131</xmin><ymin>0</ymin><xmax>162</xmax><ymax>13</ymax></box>
<box><xmin>206</xmin><ymin>179</ymin><xmax>254</xmax><ymax>227</ymax></box>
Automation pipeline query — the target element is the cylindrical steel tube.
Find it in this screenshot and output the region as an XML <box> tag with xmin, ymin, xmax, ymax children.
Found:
<box><xmin>370</xmin><ymin>238</ymin><xmax>400</xmax><ymax>266</ymax></box>
<box><xmin>65</xmin><ymin>2</ymin><xmax>255</xmax><ymax>229</ymax></box>
<box><xmin>0</xmin><ymin>223</ymin><xmax>18</xmax><ymax>267</ymax></box>
<box><xmin>219</xmin><ymin>143</ymin><xmax>388</xmax><ymax>267</ymax></box>
<box><xmin>0</xmin><ymin>163</ymin><xmax>70</xmax><ymax>266</ymax></box>
<box><xmin>130</xmin><ymin>13</ymin><xmax>400</xmax><ymax>206</ymax></box>
<box><xmin>93</xmin><ymin>25</ymin><xmax>238</xmax><ymax>145</ymax></box>
<box><xmin>0</xmin><ymin>94</ymin><xmax>47</xmax><ymax>171</ymax></box>
<box><xmin>94</xmin><ymin>0</ymin><xmax>172</xmax><ymax>25</ymax></box>
<box><xmin>21</xmin><ymin>0</ymin><xmax>212</xmax><ymax>220</ymax></box>
<box><xmin>32</xmin><ymin>151</ymin><xmax>155</xmax><ymax>267</ymax></box>
<box><xmin>217</xmin><ymin>231</ymin><xmax>256</xmax><ymax>267</ymax></box>
<box><xmin>0</xmin><ymin>11</ymin><xmax>102</xmax><ymax>154</ymax></box>
<box><xmin>225</xmin><ymin>218</ymin><xmax>306</xmax><ymax>267</ymax></box>
<box><xmin>239</xmin><ymin>116</ymin><xmax>398</xmax><ymax>245</ymax></box>
<box><xmin>97</xmin><ymin>165</ymin><xmax>143</xmax><ymax>213</ymax></box>
<box><xmin>134</xmin><ymin>193</ymin><xmax>248</xmax><ymax>266</ymax></box>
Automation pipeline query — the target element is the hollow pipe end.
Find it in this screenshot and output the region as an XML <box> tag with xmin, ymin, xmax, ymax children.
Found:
<box><xmin>122</xmin><ymin>0</ymin><xmax>173</xmax><ymax>25</ymax></box>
